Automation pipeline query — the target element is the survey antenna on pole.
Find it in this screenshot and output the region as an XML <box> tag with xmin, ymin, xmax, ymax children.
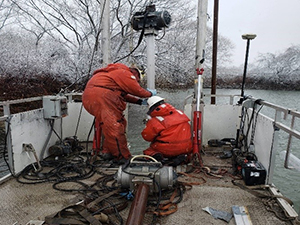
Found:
<box><xmin>241</xmin><ymin>33</ymin><xmax>256</xmax><ymax>98</ymax></box>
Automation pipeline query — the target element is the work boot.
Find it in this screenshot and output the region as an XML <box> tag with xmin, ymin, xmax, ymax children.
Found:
<box><xmin>99</xmin><ymin>152</ymin><xmax>114</xmax><ymax>160</ymax></box>
<box><xmin>152</xmin><ymin>153</ymin><xmax>164</xmax><ymax>162</ymax></box>
<box><xmin>117</xmin><ymin>158</ymin><xmax>128</xmax><ymax>165</ymax></box>
<box><xmin>169</xmin><ymin>154</ymin><xmax>187</xmax><ymax>167</ymax></box>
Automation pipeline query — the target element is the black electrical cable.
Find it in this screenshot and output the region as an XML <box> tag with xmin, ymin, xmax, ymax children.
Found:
<box><xmin>91</xmin><ymin>199</ymin><xmax>126</xmax><ymax>215</ymax></box>
<box><xmin>91</xmin><ymin>199</ymin><xmax>127</xmax><ymax>225</ymax></box>
<box><xmin>17</xmin><ymin>163</ymin><xmax>57</xmax><ymax>184</ymax></box>
<box><xmin>17</xmin><ymin>154</ymin><xmax>95</xmax><ymax>185</ymax></box>
<box><xmin>52</xmin><ymin>180</ymin><xmax>97</xmax><ymax>193</ymax></box>
<box><xmin>115</xmin><ymin>138</ymin><xmax>124</xmax><ymax>159</ymax></box>
<box><xmin>49</xmin><ymin>119</ymin><xmax>63</xmax><ymax>143</ymax></box>
<box><xmin>243</xmin><ymin>101</ymin><xmax>263</xmax><ymax>152</ymax></box>
<box><xmin>239</xmin><ymin>106</ymin><xmax>251</xmax><ymax>152</ymax></box>
<box><xmin>85</xmin><ymin>117</ymin><xmax>96</xmax><ymax>163</ymax></box>
<box><xmin>74</xmin><ymin>103</ymin><xmax>84</xmax><ymax>138</ymax></box>
<box><xmin>149</xmin><ymin>169</ymin><xmax>163</xmax><ymax>225</ymax></box>
<box><xmin>103</xmin><ymin>198</ymin><xmax>124</xmax><ymax>225</ymax></box>
<box><xmin>96</xmin><ymin>174</ymin><xmax>119</xmax><ymax>192</ymax></box>
<box><xmin>249</xmin><ymin>104</ymin><xmax>263</xmax><ymax>145</ymax></box>
<box><xmin>2</xmin><ymin>116</ymin><xmax>17</xmax><ymax>178</ymax></box>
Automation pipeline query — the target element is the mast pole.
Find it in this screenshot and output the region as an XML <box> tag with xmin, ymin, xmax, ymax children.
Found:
<box><xmin>211</xmin><ymin>0</ymin><xmax>219</xmax><ymax>104</ymax></box>
<box><xmin>195</xmin><ymin>0</ymin><xmax>208</xmax><ymax>110</ymax></box>
<box><xmin>193</xmin><ymin>0</ymin><xmax>208</xmax><ymax>162</ymax></box>
<box><xmin>102</xmin><ymin>0</ymin><xmax>111</xmax><ymax>66</ymax></box>
<box><xmin>91</xmin><ymin>0</ymin><xmax>111</xmax><ymax>157</ymax></box>
<box><xmin>145</xmin><ymin>29</ymin><xmax>157</xmax><ymax>90</ymax></box>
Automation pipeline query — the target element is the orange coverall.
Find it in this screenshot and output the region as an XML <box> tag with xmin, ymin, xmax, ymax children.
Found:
<box><xmin>82</xmin><ymin>63</ymin><xmax>151</xmax><ymax>159</ymax></box>
<box><xmin>142</xmin><ymin>103</ymin><xmax>192</xmax><ymax>158</ymax></box>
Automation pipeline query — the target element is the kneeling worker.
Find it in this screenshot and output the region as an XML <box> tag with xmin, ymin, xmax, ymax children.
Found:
<box><xmin>141</xmin><ymin>96</ymin><xmax>192</xmax><ymax>165</ymax></box>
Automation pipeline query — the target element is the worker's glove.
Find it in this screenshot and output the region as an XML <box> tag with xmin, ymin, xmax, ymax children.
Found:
<box><xmin>147</xmin><ymin>88</ymin><xmax>157</xmax><ymax>96</ymax></box>
<box><xmin>137</xmin><ymin>99</ymin><xmax>148</xmax><ymax>105</ymax></box>
<box><xmin>141</xmin><ymin>99</ymin><xmax>148</xmax><ymax>105</ymax></box>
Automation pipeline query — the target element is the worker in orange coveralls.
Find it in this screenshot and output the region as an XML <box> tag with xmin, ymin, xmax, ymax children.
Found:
<box><xmin>82</xmin><ymin>63</ymin><xmax>156</xmax><ymax>161</ymax></box>
<box><xmin>141</xmin><ymin>96</ymin><xmax>192</xmax><ymax>165</ymax></box>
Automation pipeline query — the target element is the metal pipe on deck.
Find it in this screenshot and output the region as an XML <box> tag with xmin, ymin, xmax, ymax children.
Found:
<box><xmin>125</xmin><ymin>183</ymin><xmax>150</xmax><ymax>225</ymax></box>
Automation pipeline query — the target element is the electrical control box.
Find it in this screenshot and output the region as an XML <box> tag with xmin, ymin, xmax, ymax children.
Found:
<box><xmin>43</xmin><ymin>95</ymin><xmax>68</xmax><ymax>119</ymax></box>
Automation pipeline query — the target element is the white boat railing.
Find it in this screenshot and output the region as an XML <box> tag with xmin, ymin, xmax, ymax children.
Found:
<box><xmin>0</xmin><ymin>93</ymin><xmax>83</xmax><ymax>119</ymax></box>
<box><xmin>246</xmin><ymin>96</ymin><xmax>300</xmax><ymax>171</ymax></box>
<box><xmin>3</xmin><ymin>92</ymin><xmax>299</xmax><ymax>172</ymax></box>
<box><xmin>0</xmin><ymin>96</ymin><xmax>44</xmax><ymax>116</ymax></box>
<box><xmin>198</xmin><ymin>93</ymin><xmax>300</xmax><ymax>172</ymax></box>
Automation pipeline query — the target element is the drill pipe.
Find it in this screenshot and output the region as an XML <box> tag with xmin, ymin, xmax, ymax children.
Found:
<box><xmin>125</xmin><ymin>183</ymin><xmax>150</xmax><ymax>225</ymax></box>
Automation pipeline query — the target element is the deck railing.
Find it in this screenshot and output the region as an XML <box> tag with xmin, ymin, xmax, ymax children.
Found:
<box><xmin>0</xmin><ymin>96</ymin><xmax>43</xmax><ymax>118</ymax></box>
<box><xmin>246</xmin><ymin>96</ymin><xmax>300</xmax><ymax>171</ymax></box>
<box><xmin>2</xmin><ymin>93</ymin><xmax>300</xmax><ymax>172</ymax></box>
<box><xmin>198</xmin><ymin>93</ymin><xmax>300</xmax><ymax>171</ymax></box>
<box><xmin>0</xmin><ymin>93</ymin><xmax>82</xmax><ymax>119</ymax></box>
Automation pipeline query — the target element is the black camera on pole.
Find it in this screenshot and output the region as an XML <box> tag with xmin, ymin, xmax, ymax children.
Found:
<box><xmin>131</xmin><ymin>5</ymin><xmax>171</xmax><ymax>31</ymax></box>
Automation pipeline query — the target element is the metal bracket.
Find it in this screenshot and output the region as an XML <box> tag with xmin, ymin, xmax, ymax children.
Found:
<box><xmin>23</xmin><ymin>143</ymin><xmax>42</xmax><ymax>172</ymax></box>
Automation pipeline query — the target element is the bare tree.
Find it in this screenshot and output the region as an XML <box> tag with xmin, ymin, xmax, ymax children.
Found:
<box><xmin>8</xmin><ymin>0</ymin><xmax>105</xmax><ymax>79</ymax></box>
<box><xmin>256</xmin><ymin>45</ymin><xmax>300</xmax><ymax>82</ymax></box>
<box><xmin>1</xmin><ymin>0</ymin><xmax>236</xmax><ymax>88</ymax></box>
<box><xmin>0</xmin><ymin>0</ymin><xmax>16</xmax><ymax>30</ymax></box>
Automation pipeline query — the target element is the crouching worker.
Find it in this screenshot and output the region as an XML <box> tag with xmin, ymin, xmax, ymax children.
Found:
<box><xmin>141</xmin><ymin>96</ymin><xmax>192</xmax><ymax>166</ymax></box>
<box><xmin>82</xmin><ymin>63</ymin><xmax>156</xmax><ymax>161</ymax></box>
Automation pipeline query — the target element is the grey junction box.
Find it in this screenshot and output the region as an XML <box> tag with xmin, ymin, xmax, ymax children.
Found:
<box><xmin>42</xmin><ymin>95</ymin><xmax>68</xmax><ymax>119</ymax></box>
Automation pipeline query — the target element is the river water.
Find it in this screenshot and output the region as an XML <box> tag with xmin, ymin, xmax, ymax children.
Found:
<box><xmin>127</xmin><ymin>88</ymin><xmax>300</xmax><ymax>212</ymax></box>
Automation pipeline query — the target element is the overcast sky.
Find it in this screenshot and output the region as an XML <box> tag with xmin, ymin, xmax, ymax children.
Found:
<box><xmin>206</xmin><ymin>0</ymin><xmax>300</xmax><ymax>66</ymax></box>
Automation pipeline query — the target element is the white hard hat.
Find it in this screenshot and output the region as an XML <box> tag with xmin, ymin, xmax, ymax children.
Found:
<box><xmin>147</xmin><ymin>96</ymin><xmax>165</xmax><ymax>108</ymax></box>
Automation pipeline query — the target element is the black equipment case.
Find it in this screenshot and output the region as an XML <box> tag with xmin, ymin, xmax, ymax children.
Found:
<box><xmin>242</xmin><ymin>161</ymin><xmax>266</xmax><ymax>186</ymax></box>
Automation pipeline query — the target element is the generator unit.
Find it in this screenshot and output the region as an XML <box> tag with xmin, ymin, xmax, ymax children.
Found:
<box><xmin>116</xmin><ymin>156</ymin><xmax>177</xmax><ymax>193</ymax></box>
<box><xmin>131</xmin><ymin>4</ymin><xmax>171</xmax><ymax>31</ymax></box>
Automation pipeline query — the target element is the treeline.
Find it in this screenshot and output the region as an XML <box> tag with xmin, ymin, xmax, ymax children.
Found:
<box><xmin>1</xmin><ymin>0</ymin><xmax>300</xmax><ymax>96</ymax></box>
<box><xmin>202</xmin><ymin>76</ymin><xmax>300</xmax><ymax>91</ymax></box>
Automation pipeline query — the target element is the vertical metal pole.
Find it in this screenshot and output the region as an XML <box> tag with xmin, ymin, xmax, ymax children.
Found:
<box><xmin>102</xmin><ymin>0</ymin><xmax>111</xmax><ymax>66</ymax></box>
<box><xmin>145</xmin><ymin>29</ymin><xmax>157</xmax><ymax>90</ymax></box>
<box><xmin>241</xmin><ymin>39</ymin><xmax>251</xmax><ymax>97</ymax></box>
<box><xmin>211</xmin><ymin>0</ymin><xmax>219</xmax><ymax>104</ymax></box>
<box><xmin>284</xmin><ymin>115</ymin><xmax>295</xmax><ymax>168</ymax></box>
<box><xmin>195</xmin><ymin>0</ymin><xmax>208</xmax><ymax>110</ymax></box>
<box><xmin>192</xmin><ymin>0</ymin><xmax>208</xmax><ymax>162</ymax></box>
<box><xmin>267</xmin><ymin>110</ymin><xmax>281</xmax><ymax>184</ymax></box>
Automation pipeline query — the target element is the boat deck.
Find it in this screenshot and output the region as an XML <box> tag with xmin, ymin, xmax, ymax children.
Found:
<box><xmin>0</xmin><ymin>145</ymin><xmax>295</xmax><ymax>225</ymax></box>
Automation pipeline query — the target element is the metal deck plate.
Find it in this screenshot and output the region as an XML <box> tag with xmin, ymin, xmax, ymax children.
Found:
<box><xmin>0</xmin><ymin>150</ymin><xmax>295</xmax><ymax>225</ymax></box>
